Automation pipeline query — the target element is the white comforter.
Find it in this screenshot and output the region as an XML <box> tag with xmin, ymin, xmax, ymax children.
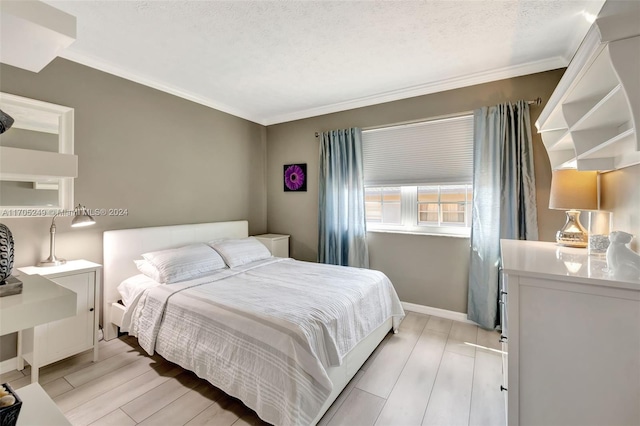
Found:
<box><xmin>124</xmin><ymin>258</ymin><xmax>404</xmax><ymax>426</ymax></box>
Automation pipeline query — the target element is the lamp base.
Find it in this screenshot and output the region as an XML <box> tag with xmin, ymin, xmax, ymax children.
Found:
<box><xmin>37</xmin><ymin>258</ymin><xmax>67</xmax><ymax>267</ymax></box>
<box><xmin>556</xmin><ymin>210</ymin><xmax>588</xmax><ymax>248</ymax></box>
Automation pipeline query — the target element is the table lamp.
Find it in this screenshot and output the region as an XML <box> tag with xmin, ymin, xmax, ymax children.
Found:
<box><xmin>549</xmin><ymin>169</ymin><xmax>597</xmax><ymax>248</ymax></box>
<box><xmin>38</xmin><ymin>204</ymin><xmax>95</xmax><ymax>266</ymax></box>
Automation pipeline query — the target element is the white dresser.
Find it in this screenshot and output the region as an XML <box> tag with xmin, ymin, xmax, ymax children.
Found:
<box><xmin>500</xmin><ymin>240</ymin><xmax>639</xmax><ymax>426</ymax></box>
<box><xmin>17</xmin><ymin>260</ymin><xmax>101</xmax><ymax>380</ymax></box>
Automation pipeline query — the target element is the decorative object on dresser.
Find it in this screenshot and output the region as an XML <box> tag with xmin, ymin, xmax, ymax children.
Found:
<box><xmin>548</xmin><ymin>169</ymin><xmax>597</xmax><ymax>247</ymax></box>
<box><xmin>0</xmin><ymin>224</ymin><xmax>21</xmax><ymax>297</ymax></box>
<box><xmin>16</xmin><ymin>260</ymin><xmax>102</xmax><ymax>382</ymax></box>
<box><xmin>38</xmin><ymin>204</ymin><xmax>95</xmax><ymax>267</ymax></box>
<box><xmin>283</xmin><ymin>163</ymin><xmax>307</xmax><ymax>192</ymax></box>
<box><xmin>0</xmin><ymin>383</ymin><xmax>21</xmax><ymax>426</ymax></box>
<box><xmin>606</xmin><ymin>231</ymin><xmax>640</xmax><ymax>280</ymax></box>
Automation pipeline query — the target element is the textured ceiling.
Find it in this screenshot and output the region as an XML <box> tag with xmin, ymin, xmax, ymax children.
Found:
<box><xmin>44</xmin><ymin>0</ymin><xmax>605</xmax><ymax>125</ymax></box>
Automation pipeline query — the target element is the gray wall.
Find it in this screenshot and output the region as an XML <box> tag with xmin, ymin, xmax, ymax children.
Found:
<box><xmin>266</xmin><ymin>69</ymin><xmax>567</xmax><ymax>313</ymax></box>
<box><xmin>0</xmin><ymin>58</ymin><xmax>267</xmax><ymax>360</ymax></box>
<box><xmin>601</xmin><ymin>164</ymin><xmax>640</xmax><ymax>251</ymax></box>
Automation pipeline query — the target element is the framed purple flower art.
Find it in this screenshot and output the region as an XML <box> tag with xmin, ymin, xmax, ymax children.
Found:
<box><xmin>283</xmin><ymin>163</ymin><xmax>307</xmax><ymax>192</ymax></box>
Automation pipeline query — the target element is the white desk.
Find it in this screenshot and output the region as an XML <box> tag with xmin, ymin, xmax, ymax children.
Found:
<box><xmin>16</xmin><ymin>383</ymin><xmax>71</xmax><ymax>426</ymax></box>
<box><xmin>0</xmin><ymin>274</ymin><xmax>76</xmax><ymax>383</ymax></box>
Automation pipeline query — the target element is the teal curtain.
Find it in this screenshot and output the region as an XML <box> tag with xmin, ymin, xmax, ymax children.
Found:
<box><xmin>468</xmin><ymin>101</ymin><xmax>538</xmax><ymax>329</ymax></box>
<box><xmin>318</xmin><ymin>128</ymin><xmax>369</xmax><ymax>268</ymax></box>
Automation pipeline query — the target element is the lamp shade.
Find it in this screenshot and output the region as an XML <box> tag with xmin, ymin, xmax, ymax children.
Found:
<box><xmin>71</xmin><ymin>204</ymin><xmax>95</xmax><ymax>227</ymax></box>
<box><xmin>549</xmin><ymin>169</ymin><xmax>598</xmax><ymax>210</ymax></box>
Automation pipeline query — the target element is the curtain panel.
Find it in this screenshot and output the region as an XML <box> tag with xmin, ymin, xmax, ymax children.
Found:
<box><xmin>468</xmin><ymin>101</ymin><xmax>539</xmax><ymax>329</ymax></box>
<box><xmin>318</xmin><ymin>128</ymin><xmax>369</xmax><ymax>268</ymax></box>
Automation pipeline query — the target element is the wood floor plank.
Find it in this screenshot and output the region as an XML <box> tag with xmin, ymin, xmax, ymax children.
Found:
<box><xmin>476</xmin><ymin>327</ymin><xmax>501</xmax><ymax>351</ymax></box>
<box><xmin>7</xmin><ymin>374</ymin><xmax>30</xmax><ymax>390</ymax></box>
<box><xmin>88</xmin><ymin>409</ymin><xmax>136</xmax><ymax>426</ymax></box>
<box><xmin>55</xmin><ymin>357</ymin><xmax>168</xmax><ymax>413</ymax></box>
<box><xmin>184</xmin><ymin>396</ymin><xmax>246</xmax><ymax>426</ymax></box>
<box><xmin>122</xmin><ymin>370</ymin><xmax>202</xmax><ymax>422</ymax></box>
<box><xmin>425</xmin><ymin>316</ymin><xmax>453</xmax><ymax>334</ymax></box>
<box><xmin>43</xmin><ymin>377</ymin><xmax>74</xmax><ymax>399</ymax></box>
<box><xmin>64</xmin><ymin>349</ymin><xmax>155</xmax><ymax>388</ymax></box>
<box><xmin>468</xmin><ymin>351</ymin><xmax>506</xmax><ymax>426</ymax></box>
<box><xmin>0</xmin><ymin>369</ymin><xmax>25</xmax><ymax>383</ymax></box>
<box><xmin>137</xmin><ymin>381</ymin><xmax>223</xmax><ymax>426</ymax></box>
<box><xmin>318</xmin><ymin>370</ymin><xmax>365</xmax><ymax>426</ymax></box>
<box><xmin>231</xmin><ymin>411</ymin><xmax>270</xmax><ymax>426</ymax></box>
<box><xmin>356</xmin><ymin>313</ymin><xmax>429</xmax><ymax>398</ymax></box>
<box><xmin>327</xmin><ymin>389</ymin><xmax>385</xmax><ymax>426</ymax></box>
<box><xmin>422</xmin><ymin>351</ymin><xmax>475</xmax><ymax>426</ymax></box>
<box><xmin>360</xmin><ymin>332</ymin><xmax>392</xmax><ymax>372</ymax></box>
<box><xmin>374</xmin><ymin>329</ymin><xmax>447</xmax><ymax>426</ymax></box>
<box><xmin>64</xmin><ymin>363</ymin><xmax>183</xmax><ymax>425</ymax></box>
<box><xmin>446</xmin><ymin>321</ymin><xmax>478</xmax><ymax>357</ymax></box>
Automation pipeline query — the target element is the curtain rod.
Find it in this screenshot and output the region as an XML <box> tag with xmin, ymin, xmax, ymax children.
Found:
<box><xmin>314</xmin><ymin>97</ymin><xmax>542</xmax><ymax>137</ymax></box>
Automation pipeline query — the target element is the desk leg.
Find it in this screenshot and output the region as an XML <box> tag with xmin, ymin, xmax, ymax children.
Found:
<box><xmin>16</xmin><ymin>330</ymin><xmax>24</xmax><ymax>371</ymax></box>
<box><xmin>30</xmin><ymin>331</ymin><xmax>39</xmax><ymax>383</ymax></box>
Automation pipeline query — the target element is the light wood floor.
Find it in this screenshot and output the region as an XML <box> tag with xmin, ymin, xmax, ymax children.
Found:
<box><xmin>1</xmin><ymin>312</ymin><xmax>505</xmax><ymax>426</ymax></box>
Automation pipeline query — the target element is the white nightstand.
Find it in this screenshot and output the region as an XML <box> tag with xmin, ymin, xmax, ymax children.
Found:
<box><xmin>17</xmin><ymin>260</ymin><xmax>102</xmax><ymax>381</ymax></box>
<box><xmin>253</xmin><ymin>234</ymin><xmax>290</xmax><ymax>258</ymax></box>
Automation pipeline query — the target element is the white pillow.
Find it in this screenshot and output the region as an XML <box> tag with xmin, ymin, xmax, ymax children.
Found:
<box><xmin>135</xmin><ymin>259</ymin><xmax>162</xmax><ymax>283</ymax></box>
<box><xmin>117</xmin><ymin>274</ymin><xmax>161</xmax><ymax>307</ymax></box>
<box><xmin>209</xmin><ymin>237</ymin><xmax>272</xmax><ymax>268</ymax></box>
<box><xmin>139</xmin><ymin>243</ymin><xmax>226</xmax><ymax>283</ymax></box>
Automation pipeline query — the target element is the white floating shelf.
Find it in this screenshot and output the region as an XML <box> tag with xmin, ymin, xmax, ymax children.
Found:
<box><xmin>0</xmin><ymin>146</ymin><xmax>77</xmax><ymax>180</ymax></box>
<box><xmin>536</xmin><ymin>0</ymin><xmax>640</xmax><ymax>171</ymax></box>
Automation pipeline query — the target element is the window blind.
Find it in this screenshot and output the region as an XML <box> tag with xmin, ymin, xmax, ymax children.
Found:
<box><xmin>362</xmin><ymin>115</ymin><xmax>474</xmax><ymax>186</ymax></box>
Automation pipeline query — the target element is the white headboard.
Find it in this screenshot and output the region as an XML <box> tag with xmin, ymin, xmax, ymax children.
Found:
<box><xmin>102</xmin><ymin>221</ymin><xmax>248</xmax><ymax>338</ymax></box>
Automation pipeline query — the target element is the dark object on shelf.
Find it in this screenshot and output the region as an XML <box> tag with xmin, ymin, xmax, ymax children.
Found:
<box><xmin>0</xmin><ymin>110</ymin><xmax>14</xmax><ymax>134</ymax></box>
<box><xmin>0</xmin><ymin>383</ymin><xmax>22</xmax><ymax>426</ymax></box>
<box><xmin>0</xmin><ymin>224</ymin><xmax>14</xmax><ymax>282</ymax></box>
<box><xmin>0</xmin><ymin>276</ymin><xmax>22</xmax><ymax>297</ymax></box>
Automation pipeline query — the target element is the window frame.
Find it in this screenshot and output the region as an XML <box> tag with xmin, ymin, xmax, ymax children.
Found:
<box><xmin>365</xmin><ymin>184</ymin><xmax>472</xmax><ymax>237</ymax></box>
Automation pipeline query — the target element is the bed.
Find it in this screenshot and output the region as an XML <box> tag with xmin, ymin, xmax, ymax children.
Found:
<box><xmin>102</xmin><ymin>221</ymin><xmax>404</xmax><ymax>425</ymax></box>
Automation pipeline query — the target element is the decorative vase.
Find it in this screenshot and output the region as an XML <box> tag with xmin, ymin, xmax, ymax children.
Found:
<box><xmin>606</xmin><ymin>231</ymin><xmax>640</xmax><ymax>281</ymax></box>
<box><xmin>0</xmin><ymin>224</ymin><xmax>14</xmax><ymax>283</ymax></box>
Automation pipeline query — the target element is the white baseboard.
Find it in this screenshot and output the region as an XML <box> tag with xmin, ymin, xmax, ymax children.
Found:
<box><xmin>401</xmin><ymin>301</ymin><xmax>478</xmax><ymax>325</ymax></box>
<box><xmin>0</xmin><ymin>357</ymin><xmax>18</xmax><ymax>375</ymax></box>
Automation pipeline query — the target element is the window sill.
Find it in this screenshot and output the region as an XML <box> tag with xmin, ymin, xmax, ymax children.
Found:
<box><xmin>366</xmin><ymin>228</ymin><xmax>470</xmax><ymax>239</ymax></box>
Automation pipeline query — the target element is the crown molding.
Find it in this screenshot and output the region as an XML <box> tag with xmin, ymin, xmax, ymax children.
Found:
<box><xmin>263</xmin><ymin>56</ymin><xmax>568</xmax><ymax>125</ymax></box>
<box><xmin>61</xmin><ymin>50</ymin><xmax>566</xmax><ymax>127</ymax></box>
<box><xmin>58</xmin><ymin>50</ymin><xmax>267</xmax><ymax>125</ymax></box>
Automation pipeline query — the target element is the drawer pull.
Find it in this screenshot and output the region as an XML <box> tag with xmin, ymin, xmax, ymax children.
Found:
<box><xmin>500</xmin><ymin>291</ymin><xmax>508</xmax><ymax>296</ymax></box>
<box><xmin>499</xmin><ymin>335</ymin><xmax>508</xmax><ymax>343</ymax></box>
<box><xmin>500</xmin><ymin>385</ymin><xmax>508</xmax><ymax>392</ymax></box>
<box><xmin>89</xmin><ymin>308</ymin><xmax>94</xmax><ymax>312</ymax></box>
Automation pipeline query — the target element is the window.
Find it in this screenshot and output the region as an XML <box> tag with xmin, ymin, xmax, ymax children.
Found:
<box><xmin>362</xmin><ymin>115</ymin><xmax>473</xmax><ymax>236</ymax></box>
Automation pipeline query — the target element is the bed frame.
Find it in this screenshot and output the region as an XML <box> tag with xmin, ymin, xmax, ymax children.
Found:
<box><xmin>102</xmin><ymin>220</ymin><xmax>391</xmax><ymax>425</ymax></box>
